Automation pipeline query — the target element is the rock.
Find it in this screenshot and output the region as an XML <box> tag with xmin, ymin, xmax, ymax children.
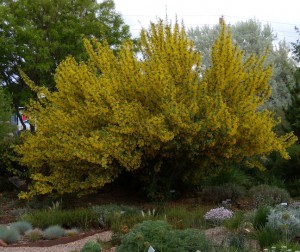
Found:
<box><xmin>0</xmin><ymin>239</ymin><xmax>7</xmax><ymax>246</ymax></box>
<box><xmin>291</xmin><ymin>201</ymin><xmax>300</xmax><ymax>208</ymax></box>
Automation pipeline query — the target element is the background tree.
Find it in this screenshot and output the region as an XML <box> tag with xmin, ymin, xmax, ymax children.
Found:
<box><xmin>0</xmin><ymin>0</ymin><xmax>131</xmax><ymax>109</ymax></box>
<box><xmin>263</xmin><ymin>28</ymin><xmax>300</xmax><ymax>197</ymax></box>
<box><xmin>285</xmin><ymin>70</ymin><xmax>300</xmax><ymax>137</ymax></box>
<box><xmin>0</xmin><ymin>87</ymin><xmax>14</xmax><ymax>139</ymax></box>
<box><xmin>16</xmin><ymin>21</ymin><xmax>296</xmax><ymax>199</ymax></box>
<box><xmin>286</xmin><ymin>27</ymin><xmax>300</xmax><ymax>137</ymax></box>
<box><xmin>188</xmin><ymin>19</ymin><xmax>296</xmax><ymax>113</ymax></box>
<box><xmin>0</xmin><ymin>87</ymin><xmax>19</xmax><ymax>191</ymax></box>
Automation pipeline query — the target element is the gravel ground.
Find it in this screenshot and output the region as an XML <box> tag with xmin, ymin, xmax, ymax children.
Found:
<box><xmin>0</xmin><ymin>231</ymin><xmax>114</xmax><ymax>252</ymax></box>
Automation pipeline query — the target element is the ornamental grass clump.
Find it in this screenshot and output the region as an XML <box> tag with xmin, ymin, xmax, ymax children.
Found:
<box><xmin>43</xmin><ymin>225</ymin><xmax>65</xmax><ymax>240</ymax></box>
<box><xmin>10</xmin><ymin>221</ymin><xmax>32</xmax><ymax>234</ymax></box>
<box><xmin>25</xmin><ymin>228</ymin><xmax>43</xmax><ymax>242</ymax></box>
<box><xmin>0</xmin><ymin>225</ymin><xmax>21</xmax><ymax>244</ymax></box>
<box><xmin>204</xmin><ymin>207</ymin><xmax>233</xmax><ymax>225</ymax></box>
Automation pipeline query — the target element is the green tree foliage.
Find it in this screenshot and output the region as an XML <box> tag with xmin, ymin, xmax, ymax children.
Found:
<box><xmin>16</xmin><ymin>21</ymin><xmax>297</xmax><ymax>199</ymax></box>
<box><xmin>286</xmin><ymin>27</ymin><xmax>300</xmax><ymax>137</ymax></box>
<box><xmin>188</xmin><ymin>19</ymin><xmax>296</xmax><ymax>113</ymax></box>
<box><xmin>265</xmin><ymin>28</ymin><xmax>300</xmax><ymax>197</ymax></box>
<box><xmin>0</xmin><ymin>87</ymin><xmax>13</xmax><ymax>139</ymax></box>
<box><xmin>0</xmin><ymin>88</ymin><xmax>22</xmax><ymax>183</ymax></box>
<box><xmin>285</xmin><ymin>70</ymin><xmax>300</xmax><ymax>137</ymax></box>
<box><xmin>0</xmin><ymin>0</ymin><xmax>131</xmax><ymax>106</ymax></box>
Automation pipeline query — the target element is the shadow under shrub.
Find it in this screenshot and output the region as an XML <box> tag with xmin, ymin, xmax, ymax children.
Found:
<box><xmin>201</xmin><ymin>183</ymin><xmax>246</xmax><ymax>204</ymax></box>
<box><xmin>92</xmin><ymin>204</ymin><xmax>146</xmax><ymax>231</ymax></box>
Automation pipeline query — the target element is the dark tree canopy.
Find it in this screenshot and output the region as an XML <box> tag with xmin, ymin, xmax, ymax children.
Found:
<box><xmin>0</xmin><ymin>0</ymin><xmax>131</xmax><ymax>106</ymax></box>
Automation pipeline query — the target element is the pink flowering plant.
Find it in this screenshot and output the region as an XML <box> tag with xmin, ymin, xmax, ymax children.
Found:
<box><xmin>204</xmin><ymin>207</ymin><xmax>233</xmax><ymax>226</ymax></box>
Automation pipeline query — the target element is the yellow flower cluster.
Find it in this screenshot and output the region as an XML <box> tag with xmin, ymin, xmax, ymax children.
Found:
<box><xmin>16</xmin><ymin>21</ymin><xmax>297</xmax><ymax>198</ymax></box>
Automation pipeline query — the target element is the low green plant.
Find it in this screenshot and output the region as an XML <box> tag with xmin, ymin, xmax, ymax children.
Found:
<box><xmin>255</xmin><ymin>226</ymin><xmax>282</xmax><ymax>248</ymax></box>
<box><xmin>21</xmin><ymin>208</ymin><xmax>99</xmax><ymax>229</ymax></box>
<box><xmin>0</xmin><ymin>225</ymin><xmax>21</xmax><ymax>244</ymax></box>
<box><xmin>249</xmin><ymin>184</ymin><xmax>290</xmax><ymax>207</ymax></box>
<box><xmin>111</xmin><ymin>232</ymin><xmax>125</xmax><ymax>246</ymax></box>
<box><xmin>43</xmin><ymin>225</ymin><xmax>65</xmax><ymax>240</ymax></box>
<box><xmin>116</xmin><ymin>220</ymin><xmax>213</xmax><ymax>252</ymax></box>
<box><xmin>164</xmin><ymin>205</ymin><xmax>206</xmax><ymax>229</ymax></box>
<box><xmin>25</xmin><ymin>228</ymin><xmax>43</xmax><ymax>242</ymax></box>
<box><xmin>252</xmin><ymin>206</ymin><xmax>270</xmax><ymax>230</ymax></box>
<box><xmin>224</xmin><ymin>211</ymin><xmax>245</xmax><ymax>230</ymax></box>
<box><xmin>164</xmin><ymin>228</ymin><xmax>213</xmax><ymax>252</ymax></box>
<box><xmin>80</xmin><ymin>240</ymin><xmax>102</xmax><ymax>252</ymax></box>
<box><xmin>116</xmin><ymin>220</ymin><xmax>172</xmax><ymax>252</ymax></box>
<box><xmin>224</xmin><ymin>232</ymin><xmax>246</xmax><ymax>251</ymax></box>
<box><xmin>10</xmin><ymin>221</ymin><xmax>32</xmax><ymax>234</ymax></box>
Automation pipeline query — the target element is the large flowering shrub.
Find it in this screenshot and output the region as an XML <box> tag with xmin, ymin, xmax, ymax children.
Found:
<box><xmin>204</xmin><ymin>207</ymin><xmax>233</xmax><ymax>225</ymax></box>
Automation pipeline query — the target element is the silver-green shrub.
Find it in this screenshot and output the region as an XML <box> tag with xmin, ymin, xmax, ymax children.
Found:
<box><xmin>10</xmin><ymin>221</ymin><xmax>32</xmax><ymax>234</ymax></box>
<box><xmin>0</xmin><ymin>225</ymin><xmax>20</xmax><ymax>244</ymax></box>
<box><xmin>266</xmin><ymin>206</ymin><xmax>300</xmax><ymax>241</ymax></box>
<box><xmin>43</xmin><ymin>225</ymin><xmax>65</xmax><ymax>240</ymax></box>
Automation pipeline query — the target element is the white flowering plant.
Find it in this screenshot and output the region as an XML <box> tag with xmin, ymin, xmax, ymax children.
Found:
<box><xmin>204</xmin><ymin>207</ymin><xmax>233</xmax><ymax>225</ymax></box>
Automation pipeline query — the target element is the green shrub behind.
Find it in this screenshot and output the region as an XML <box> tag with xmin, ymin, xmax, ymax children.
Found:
<box><xmin>249</xmin><ymin>184</ymin><xmax>290</xmax><ymax>207</ymax></box>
